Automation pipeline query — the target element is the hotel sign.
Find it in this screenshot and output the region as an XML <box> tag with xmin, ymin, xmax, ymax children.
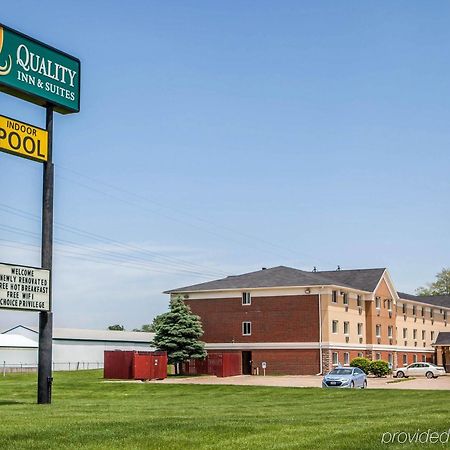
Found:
<box><xmin>0</xmin><ymin>24</ymin><xmax>80</xmax><ymax>114</ymax></box>
<box><xmin>0</xmin><ymin>114</ymin><xmax>48</xmax><ymax>162</ymax></box>
<box><xmin>0</xmin><ymin>263</ymin><xmax>50</xmax><ymax>312</ymax></box>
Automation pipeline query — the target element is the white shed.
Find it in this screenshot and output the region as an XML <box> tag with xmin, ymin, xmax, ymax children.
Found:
<box><xmin>0</xmin><ymin>334</ymin><xmax>38</xmax><ymax>371</ymax></box>
<box><xmin>2</xmin><ymin>325</ymin><xmax>155</xmax><ymax>371</ymax></box>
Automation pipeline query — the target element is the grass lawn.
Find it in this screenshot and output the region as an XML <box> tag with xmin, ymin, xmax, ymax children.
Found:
<box><xmin>0</xmin><ymin>370</ymin><xmax>449</xmax><ymax>449</ymax></box>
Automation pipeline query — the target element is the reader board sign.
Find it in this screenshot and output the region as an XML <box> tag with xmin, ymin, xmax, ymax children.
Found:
<box><xmin>0</xmin><ymin>24</ymin><xmax>80</xmax><ymax>114</ymax></box>
<box><xmin>0</xmin><ymin>263</ymin><xmax>50</xmax><ymax>311</ymax></box>
<box><xmin>0</xmin><ymin>114</ymin><xmax>48</xmax><ymax>162</ymax></box>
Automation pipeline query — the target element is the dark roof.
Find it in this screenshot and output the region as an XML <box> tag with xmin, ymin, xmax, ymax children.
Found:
<box><xmin>397</xmin><ymin>292</ymin><xmax>450</xmax><ymax>309</ymax></box>
<box><xmin>434</xmin><ymin>332</ymin><xmax>450</xmax><ymax>346</ymax></box>
<box><xmin>165</xmin><ymin>266</ymin><xmax>386</xmax><ymax>294</ymax></box>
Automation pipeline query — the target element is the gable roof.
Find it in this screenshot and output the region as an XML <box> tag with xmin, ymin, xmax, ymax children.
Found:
<box><xmin>397</xmin><ymin>292</ymin><xmax>450</xmax><ymax>309</ymax></box>
<box><xmin>434</xmin><ymin>332</ymin><xmax>450</xmax><ymax>346</ymax></box>
<box><xmin>166</xmin><ymin>265</ymin><xmax>386</xmax><ymax>294</ymax></box>
<box><xmin>2</xmin><ymin>325</ymin><xmax>154</xmax><ymax>343</ymax></box>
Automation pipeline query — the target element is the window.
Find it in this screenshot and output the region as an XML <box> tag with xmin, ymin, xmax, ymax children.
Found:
<box><xmin>344</xmin><ymin>321</ymin><xmax>349</xmax><ymax>335</ymax></box>
<box><xmin>421</xmin><ymin>307</ymin><xmax>424</xmax><ymax>317</ymax></box>
<box><xmin>242</xmin><ymin>321</ymin><xmax>251</xmax><ymax>336</ymax></box>
<box><xmin>402</xmin><ymin>328</ymin><xmax>407</xmax><ymax>339</ymax></box>
<box><xmin>357</xmin><ymin>295</ymin><xmax>362</xmax><ymax>307</ymax></box>
<box><xmin>430</xmin><ymin>309</ymin><xmax>434</xmax><ymax>318</ymax></box>
<box><xmin>242</xmin><ymin>292</ymin><xmax>251</xmax><ymax>305</ymax></box>
<box><xmin>403</xmin><ymin>354</ymin><xmax>407</xmax><ymax>366</ymax></box>
<box><xmin>445</xmin><ymin>311</ymin><xmax>448</xmax><ymax>321</ymax></box>
<box><xmin>376</xmin><ymin>324</ymin><xmax>381</xmax><ymax>338</ymax></box>
<box><xmin>431</xmin><ymin>331</ymin><xmax>435</xmax><ymax>341</ymax></box>
<box><xmin>357</xmin><ymin>352</ymin><xmax>363</xmax><ymax>358</ymax></box>
<box><xmin>413</xmin><ymin>354</ymin><xmax>418</xmax><ymax>363</ymax></box>
<box><xmin>422</xmin><ymin>355</ymin><xmax>426</xmax><ymax>362</ymax></box>
<box><xmin>387</xmin><ymin>300</ymin><xmax>392</xmax><ymax>311</ymax></box>
<box><xmin>412</xmin><ymin>305</ymin><xmax>416</xmax><ymax>316</ymax></box>
<box><xmin>376</xmin><ymin>353</ymin><xmax>381</xmax><ymax>360</ymax></box>
<box><xmin>344</xmin><ymin>352</ymin><xmax>350</xmax><ymax>366</ymax></box>
<box><xmin>332</xmin><ymin>352</ymin><xmax>339</xmax><ymax>365</ymax></box>
<box><xmin>422</xmin><ymin>330</ymin><xmax>426</xmax><ymax>340</ymax></box>
<box><xmin>332</xmin><ymin>290</ymin><xmax>338</xmax><ymax>304</ymax></box>
<box><xmin>343</xmin><ymin>293</ymin><xmax>349</xmax><ymax>305</ymax></box>
<box><xmin>402</xmin><ymin>303</ymin><xmax>406</xmax><ymax>314</ymax></box>
<box><xmin>388</xmin><ymin>326</ymin><xmax>393</xmax><ymax>338</ymax></box>
<box><xmin>357</xmin><ymin>323</ymin><xmax>363</xmax><ymax>336</ymax></box>
<box><xmin>332</xmin><ymin>320</ymin><xmax>338</xmax><ymax>334</ymax></box>
<box><xmin>375</xmin><ymin>297</ymin><xmax>381</xmax><ymax>309</ymax></box>
<box><xmin>413</xmin><ymin>329</ymin><xmax>417</xmax><ymax>340</ymax></box>
<box><xmin>388</xmin><ymin>353</ymin><xmax>393</xmax><ymax>365</ymax></box>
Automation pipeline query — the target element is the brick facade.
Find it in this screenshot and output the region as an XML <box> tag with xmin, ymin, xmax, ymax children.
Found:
<box><xmin>185</xmin><ymin>294</ymin><xmax>319</xmax><ymax>343</ymax></box>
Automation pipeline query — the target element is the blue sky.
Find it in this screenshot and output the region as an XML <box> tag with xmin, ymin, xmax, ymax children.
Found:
<box><xmin>0</xmin><ymin>1</ymin><xmax>449</xmax><ymax>330</ymax></box>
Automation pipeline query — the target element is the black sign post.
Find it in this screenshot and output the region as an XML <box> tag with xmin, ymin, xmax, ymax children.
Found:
<box><xmin>38</xmin><ymin>105</ymin><xmax>54</xmax><ymax>404</ymax></box>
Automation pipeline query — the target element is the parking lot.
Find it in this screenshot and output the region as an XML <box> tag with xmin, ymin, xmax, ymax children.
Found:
<box><xmin>158</xmin><ymin>374</ymin><xmax>450</xmax><ymax>390</ymax></box>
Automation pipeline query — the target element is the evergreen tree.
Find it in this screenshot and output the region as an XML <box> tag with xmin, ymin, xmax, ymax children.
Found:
<box><xmin>151</xmin><ymin>296</ymin><xmax>206</xmax><ymax>373</ymax></box>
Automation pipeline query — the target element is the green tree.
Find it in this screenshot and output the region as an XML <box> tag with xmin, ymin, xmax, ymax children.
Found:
<box><xmin>108</xmin><ymin>324</ymin><xmax>125</xmax><ymax>331</ymax></box>
<box><xmin>151</xmin><ymin>296</ymin><xmax>206</xmax><ymax>374</ymax></box>
<box><xmin>416</xmin><ymin>268</ymin><xmax>450</xmax><ymax>296</ymax></box>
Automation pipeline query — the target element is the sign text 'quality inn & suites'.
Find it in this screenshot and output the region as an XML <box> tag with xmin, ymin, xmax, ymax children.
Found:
<box><xmin>0</xmin><ymin>24</ymin><xmax>80</xmax><ymax>114</ymax></box>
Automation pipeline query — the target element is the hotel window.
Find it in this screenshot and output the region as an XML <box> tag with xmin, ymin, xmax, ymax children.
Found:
<box><xmin>403</xmin><ymin>354</ymin><xmax>407</xmax><ymax>366</ymax></box>
<box><xmin>387</xmin><ymin>300</ymin><xmax>392</xmax><ymax>311</ymax></box>
<box><xmin>422</xmin><ymin>355</ymin><xmax>426</xmax><ymax>362</ymax></box>
<box><xmin>422</xmin><ymin>330</ymin><xmax>426</xmax><ymax>340</ymax></box>
<box><xmin>242</xmin><ymin>321</ymin><xmax>251</xmax><ymax>336</ymax></box>
<box><xmin>402</xmin><ymin>328</ymin><xmax>407</xmax><ymax>339</ymax></box>
<box><xmin>430</xmin><ymin>309</ymin><xmax>434</xmax><ymax>318</ymax></box>
<box><xmin>332</xmin><ymin>320</ymin><xmax>338</xmax><ymax>334</ymax></box>
<box><xmin>357</xmin><ymin>295</ymin><xmax>362</xmax><ymax>307</ymax></box>
<box><xmin>332</xmin><ymin>352</ymin><xmax>339</xmax><ymax>365</ymax></box>
<box><xmin>431</xmin><ymin>331</ymin><xmax>435</xmax><ymax>341</ymax></box>
<box><xmin>421</xmin><ymin>307</ymin><xmax>424</xmax><ymax>317</ymax></box>
<box><xmin>402</xmin><ymin>303</ymin><xmax>406</xmax><ymax>314</ymax></box>
<box><xmin>357</xmin><ymin>323</ymin><xmax>363</xmax><ymax>336</ymax></box>
<box><xmin>388</xmin><ymin>353</ymin><xmax>393</xmax><ymax>366</ymax></box>
<box><xmin>242</xmin><ymin>292</ymin><xmax>251</xmax><ymax>305</ymax></box>
<box><xmin>344</xmin><ymin>321</ymin><xmax>349</xmax><ymax>335</ymax></box>
<box><xmin>344</xmin><ymin>352</ymin><xmax>350</xmax><ymax>366</ymax></box>
<box><xmin>376</xmin><ymin>353</ymin><xmax>381</xmax><ymax>360</ymax></box>
<box><xmin>375</xmin><ymin>324</ymin><xmax>381</xmax><ymax>338</ymax></box>
<box><xmin>357</xmin><ymin>352</ymin><xmax>363</xmax><ymax>358</ymax></box>
<box><xmin>413</xmin><ymin>354</ymin><xmax>418</xmax><ymax>363</ymax></box>
<box><xmin>412</xmin><ymin>305</ymin><xmax>416</xmax><ymax>316</ymax></box>
<box><xmin>375</xmin><ymin>297</ymin><xmax>381</xmax><ymax>309</ymax></box>
<box><xmin>413</xmin><ymin>329</ymin><xmax>417</xmax><ymax>340</ymax></box>
<box><xmin>388</xmin><ymin>326</ymin><xmax>393</xmax><ymax>338</ymax></box>
<box><xmin>445</xmin><ymin>311</ymin><xmax>448</xmax><ymax>321</ymax></box>
<box><xmin>343</xmin><ymin>293</ymin><xmax>349</xmax><ymax>305</ymax></box>
<box><xmin>332</xmin><ymin>290</ymin><xmax>338</xmax><ymax>304</ymax></box>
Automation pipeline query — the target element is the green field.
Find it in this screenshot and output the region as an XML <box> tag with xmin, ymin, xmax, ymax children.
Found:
<box><xmin>0</xmin><ymin>370</ymin><xmax>449</xmax><ymax>449</ymax></box>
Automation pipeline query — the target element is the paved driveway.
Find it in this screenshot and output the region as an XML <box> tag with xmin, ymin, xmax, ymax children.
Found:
<box><xmin>157</xmin><ymin>374</ymin><xmax>450</xmax><ymax>390</ymax></box>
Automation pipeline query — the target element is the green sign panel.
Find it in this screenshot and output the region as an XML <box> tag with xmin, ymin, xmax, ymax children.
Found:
<box><xmin>0</xmin><ymin>24</ymin><xmax>80</xmax><ymax>114</ymax></box>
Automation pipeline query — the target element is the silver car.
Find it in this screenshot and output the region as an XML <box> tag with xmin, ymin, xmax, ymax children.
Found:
<box><xmin>393</xmin><ymin>363</ymin><xmax>446</xmax><ymax>379</ymax></box>
<box><xmin>322</xmin><ymin>367</ymin><xmax>367</xmax><ymax>388</ymax></box>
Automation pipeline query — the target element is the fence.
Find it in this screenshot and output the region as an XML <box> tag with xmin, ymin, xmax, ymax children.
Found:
<box><xmin>1</xmin><ymin>361</ymin><xmax>104</xmax><ymax>375</ymax></box>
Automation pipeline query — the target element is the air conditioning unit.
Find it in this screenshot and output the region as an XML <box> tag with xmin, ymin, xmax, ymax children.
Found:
<box><xmin>345</xmin><ymin>306</ymin><xmax>349</xmax><ymax>312</ymax></box>
<box><xmin>389</xmin><ymin>339</ymin><xmax>393</xmax><ymax>345</ymax></box>
<box><xmin>377</xmin><ymin>338</ymin><xmax>381</xmax><ymax>344</ymax></box>
<box><xmin>345</xmin><ymin>336</ymin><xmax>349</xmax><ymax>343</ymax></box>
<box><xmin>404</xmin><ymin>341</ymin><xmax>408</xmax><ymax>346</ymax></box>
<box><xmin>358</xmin><ymin>307</ymin><xmax>363</xmax><ymax>315</ymax></box>
<box><xmin>359</xmin><ymin>337</ymin><xmax>363</xmax><ymax>344</ymax></box>
<box><xmin>377</xmin><ymin>310</ymin><xmax>380</xmax><ymax>316</ymax></box>
<box><xmin>404</xmin><ymin>315</ymin><xmax>407</xmax><ymax>321</ymax></box>
<box><xmin>388</xmin><ymin>311</ymin><xmax>392</xmax><ymax>318</ymax></box>
<box><xmin>414</xmin><ymin>317</ymin><xmax>417</xmax><ymax>322</ymax></box>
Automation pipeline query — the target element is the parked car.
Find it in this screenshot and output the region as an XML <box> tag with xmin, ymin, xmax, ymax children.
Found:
<box><xmin>322</xmin><ymin>367</ymin><xmax>367</xmax><ymax>388</ymax></box>
<box><xmin>393</xmin><ymin>363</ymin><xmax>446</xmax><ymax>379</ymax></box>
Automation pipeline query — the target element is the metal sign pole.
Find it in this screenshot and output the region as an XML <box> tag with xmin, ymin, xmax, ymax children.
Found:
<box><xmin>38</xmin><ymin>105</ymin><xmax>54</xmax><ymax>404</ymax></box>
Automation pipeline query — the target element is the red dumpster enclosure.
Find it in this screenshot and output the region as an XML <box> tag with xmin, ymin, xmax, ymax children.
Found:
<box><xmin>104</xmin><ymin>351</ymin><xmax>167</xmax><ymax>380</ymax></box>
<box><xmin>184</xmin><ymin>351</ymin><xmax>241</xmax><ymax>377</ymax></box>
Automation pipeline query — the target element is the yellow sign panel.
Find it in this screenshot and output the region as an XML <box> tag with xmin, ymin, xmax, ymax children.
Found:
<box><xmin>0</xmin><ymin>115</ymin><xmax>48</xmax><ymax>162</ymax></box>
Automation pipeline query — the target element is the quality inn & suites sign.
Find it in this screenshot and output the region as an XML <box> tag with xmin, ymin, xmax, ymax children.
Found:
<box><xmin>0</xmin><ymin>24</ymin><xmax>80</xmax><ymax>114</ymax></box>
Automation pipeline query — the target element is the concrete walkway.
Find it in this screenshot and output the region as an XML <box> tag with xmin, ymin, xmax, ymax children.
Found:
<box><xmin>155</xmin><ymin>374</ymin><xmax>450</xmax><ymax>390</ymax></box>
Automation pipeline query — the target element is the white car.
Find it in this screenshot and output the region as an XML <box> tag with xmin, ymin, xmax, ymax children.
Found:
<box><xmin>393</xmin><ymin>363</ymin><xmax>446</xmax><ymax>379</ymax></box>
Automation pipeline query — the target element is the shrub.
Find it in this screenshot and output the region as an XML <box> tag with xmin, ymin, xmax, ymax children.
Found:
<box><xmin>350</xmin><ymin>357</ymin><xmax>371</xmax><ymax>374</ymax></box>
<box><xmin>369</xmin><ymin>360</ymin><xmax>390</xmax><ymax>377</ymax></box>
